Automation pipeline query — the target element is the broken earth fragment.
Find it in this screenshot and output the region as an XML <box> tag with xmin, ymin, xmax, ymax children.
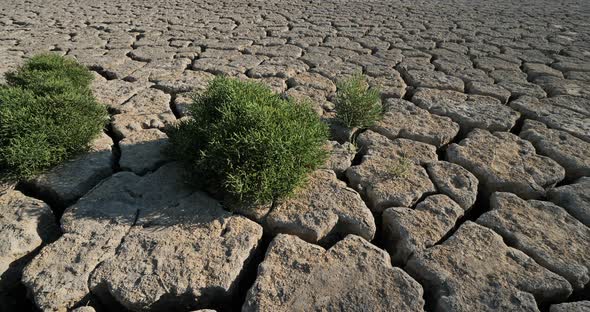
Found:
<box><xmin>447</xmin><ymin>129</ymin><xmax>565</xmax><ymax>199</ymax></box>
<box><xmin>406</xmin><ymin>222</ymin><xmax>572</xmax><ymax>312</ymax></box>
<box><xmin>371</xmin><ymin>98</ymin><xmax>459</xmax><ymax>148</ymax></box>
<box><xmin>519</xmin><ymin>119</ymin><xmax>590</xmax><ymax>180</ymax></box>
<box><xmin>243</xmin><ymin>234</ymin><xmax>424</xmax><ymax>312</ymax></box>
<box><xmin>510</xmin><ymin>96</ymin><xmax>590</xmax><ymax>143</ymax></box>
<box><xmin>347</xmin><ymin>131</ymin><xmax>437</xmax><ymax>212</ymax></box>
<box><xmin>24</xmin><ymin>163</ymin><xmax>263</xmax><ymax>312</ymax></box>
<box><xmin>0</xmin><ymin>190</ymin><xmax>58</xmax><ymax>290</ymax></box>
<box><xmin>478</xmin><ymin>192</ymin><xmax>590</xmax><ymax>290</ymax></box>
<box><xmin>118</xmin><ymin>129</ymin><xmax>169</xmax><ymax>175</ymax></box>
<box><xmin>90</xmin><ymin>192</ymin><xmax>263</xmax><ymax>312</ymax></box>
<box><xmin>382</xmin><ymin>194</ymin><xmax>463</xmax><ymax>264</ymax></box>
<box><xmin>412</xmin><ymin>88</ymin><xmax>521</xmax><ymax>133</ymax></box>
<box><xmin>30</xmin><ymin>132</ymin><xmax>113</xmax><ymax>208</ymax></box>
<box><xmin>355</xmin><ymin>130</ymin><xmax>438</xmax><ymax>165</ymax></box>
<box><xmin>550</xmin><ymin>301</ymin><xmax>590</xmax><ymax>312</ymax></box>
<box><xmin>347</xmin><ymin>154</ymin><xmax>436</xmax><ymax>212</ymax></box>
<box><xmin>547</xmin><ymin>177</ymin><xmax>590</xmax><ymax>227</ymax></box>
<box><xmin>265</xmin><ymin>169</ymin><xmax>375</xmax><ymax>244</ymax></box>
<box><xmin>322</xmin><ymin>140</ymin><xmax>356</xmax><ymax>176</ymax></box>
<box><xmin>426</xmin><ymin>161</ymin><xmax>478</xmax><ymax>211</ymax></box>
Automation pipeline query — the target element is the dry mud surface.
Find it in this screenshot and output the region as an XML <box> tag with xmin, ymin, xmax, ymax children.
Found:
<box><xmin>1</xmin><ymin>0</ymin><xmax>590</xmax><ymax>311</ymax></box>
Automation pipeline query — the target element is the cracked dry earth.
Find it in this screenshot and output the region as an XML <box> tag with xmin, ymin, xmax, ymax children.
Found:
<box><xmin>1</xmin><ymin>0</ymin><xmax>590</xmax><ymax>311</ymax></box>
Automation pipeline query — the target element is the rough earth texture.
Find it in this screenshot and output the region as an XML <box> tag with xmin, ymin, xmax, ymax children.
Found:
<box><xmin>265</xmin><ymin>169</ymin><xmax>376</xmax><ymax>244</ymax></box>
<box><xmin>243</xmin><ymin>234</ymin><xmax>425</xmax><ymax>312</ymax></box>
<box><xmin>426</xmin><ymin>161</ymin><xmax>479</xmax><ymax>211</ymax></box>
<box><xmin>29</xmin><ymin>133</ymin><xmax>114</xmax><ymax>208</ymax></box>
<box><xmin>406</xmin><ymin>222</ymin><xmax>573</xmax><ymax>312</ymax></box>
<box><xmin>478</xmin><ymin>192</ymin><xmax>590</xmax><ymax>290</ymax></box>
<box><xmin>382</xmin><ymin>194</ymin><xmax>463</xmax><ymax>264</ymax></box>
<box><xmin>520</xmin><ymin>119</ymin><xmax>590</xmax><ymax>180</ymax></box>
<box><xmin>550</xmin><ymin>301</ymin><xmax>590</xmax><ymax>312</ymax></box>
<box><xmin>371</xmin><ymin>98</ymin><xmax>460</xmax><ymax>147</ymax></box>
<box><xmin>547</xmin><ymin>177</ymin><xmax>590</xmax><ymax>227</ymax></box>
<box><xmin>0</xmin><ymin>190</ymin><xmax>58</xmax><ymax>290</ymax></box>
<box><xmin>22</xmin><ymin>164</ymin><xmax>263</xmax><ymax>312</ymax></box>
<box><xmin>1</xmin><ymin>0</ymin><xmax>590</xmax><ymax>310</ymax></box>
<box><xmin>90</xmin><ymin>191</ymin><xmax>263</xmax><ymax>312</ymax></box>
<box><xmin>447</xmin><ymin>129</ymin><xmax>565</xmax><ymax>199</ymax></box>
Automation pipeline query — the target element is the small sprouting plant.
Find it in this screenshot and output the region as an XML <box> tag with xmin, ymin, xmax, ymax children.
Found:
<box><xmin>334</xmin><ymin>73</ymin><xmax>382</xmax><ymax>128</ymax></box>
<box><xmin>166</xmin><ymin>76</ymin><xmax>329</xmax><ymax>207</ymax></box>
<box><xmin>0</xmin><ymin>54</ymin><xmax>108</xmax><ymax>180</ymax></box>
<box><xmin>387</xmin><ymin>157</ymin><xmax>411</xmax><ymax>178</ymax></box>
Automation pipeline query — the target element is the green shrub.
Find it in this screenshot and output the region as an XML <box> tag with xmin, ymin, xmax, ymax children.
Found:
<box><xmin>6</xmin><ymin>53</ymin><xmax>94</xmax><ymax>95</ymax></box>
<box><xmin>167</xmin><ymin>76</ymin><xmax>329</xmax><ymax>206</ymax></box>
<box><xmin>0</xmin><ymin>54</ymin><xmax>108</xmax><ymax>180</ymax></box>
<box><xmin>334</xmin><ymin>73</ymin><xmax>382</xmax><ymax>128</ymax></box>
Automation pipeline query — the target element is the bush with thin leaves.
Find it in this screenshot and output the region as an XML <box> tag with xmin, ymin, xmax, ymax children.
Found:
<box><xmin>0</xmin><ymin>54</ymin><xmax>108</xmax><ymax>180</ymax></box>
<box><xmin>334</xmin><ymin>73</ymin><xmax>382</xmax><ymax>128</ymax></box>
<box><xmin>166</xmin><ymin>76</ymin><xmax>329</xmax><ymax>207</ymax></box>
<box><xmin>6</xmin><ymin>53</ymin><xmax>94</xmax><ymax>95</ymax></box>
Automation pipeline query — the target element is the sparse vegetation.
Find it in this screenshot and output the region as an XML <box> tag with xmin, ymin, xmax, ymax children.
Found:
<box><xmin>166</xmin><ymin>76</ymin><xmax>329</xmax><ymax>206</ymax></box>
<box><xmin>334</xmin><ymin>73</ymin><xmax>382</xmax><ymax>128</ymax></box>
<box><xmin>387</xmin><ymin>157</ymin><xmax>411</xmax><ymax>178</ymax></box>
<box><xmin>0</xmin><ymin>54</ymin><xmax>108</xmax><ymax>180</ymax></box>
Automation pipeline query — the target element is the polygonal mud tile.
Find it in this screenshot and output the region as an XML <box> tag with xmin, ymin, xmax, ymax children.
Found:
<box><xmin>371</xmin><ymin>98</ymin><xmax>460</xmax><ymax>148</ymax></box>
<box><xmin>243</xmin><ymin>234</ymin><xmax>424</xmax><ymax>312</ymax></box>
<box><xmin>547</xmin><ymin>177</ymin><xmax>590</xmax><ymax>227</ymax></box>
<box><xmin>27</xmin><ymin>156</ymin><xmax>263</xmax><ymax>311</ymax></box>
<box><xmin>30</xmin><ymin>133</ymin><xmax>113</xmax><ymax>207</ymax></box>
<box><xmin>412</xmin><ymin>88</ymin><xmax>520</xmax><ymax>133</ymax></box>
<box><xmin>510</xmin><ymin>96</ymin><xmax>590</xmax><ymax>142</ymax></box>
<box><xmin>447</xmin><ymin>129</ymin><xmax>564</xmax><ymax>199</ymax></box>
<box><xmin>266</xmin><ymin>169</ymin><xmax>375</xmax><ymax>244</ymax></box>
<box><xmin>520</xmin><ymin>119</ymin><xmax>590</xmax><ymax>180</ymax></box>
<box><xmin>478</xmin><ymin>192</ymin><xmax>590</xmax><ymax>290</ymax></box>
<box><xmin>426</xmin><ymin>161</ymin><xmax>479</xmax><ymax>211</ymax></box>
<box><xmin>382</xmin><ymin>194</ymin><xmax>463</xmax><ymax>264</ymax></box>
<box><xmin>0</xmin><ymin>190</ymin><xmax>58</xmax><ymax>290</ymax></box>
<box><xmin>406</xmin><ymin>222</ymin><xmax>572</xmax><ymax>312</ymax></box>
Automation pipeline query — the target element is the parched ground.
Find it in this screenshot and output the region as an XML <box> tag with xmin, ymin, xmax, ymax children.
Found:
<box><xmin>1</xmin><ymin>0</ymin><xmax>590</xmax><ymax>311</ymax></box>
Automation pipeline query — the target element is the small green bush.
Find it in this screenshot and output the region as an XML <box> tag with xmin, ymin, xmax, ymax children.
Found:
<box><xmin>334</xmin><ymin>73</ymin><xmax>382</xmax><ymax>128</ymax></box>
<box><xmin>6</xmin><ymin>53</ymin><xmax>94</xmax><ymax>95</ymax></box>
<box><xmin>0</xmin><ymin>54</ymin><xmax>108</xmax><ymax>180</ymax></box>
<box><xmin>167</xmin><ymin>76</ymin><xmax>329</xmax><ymax>206</ymax></box>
